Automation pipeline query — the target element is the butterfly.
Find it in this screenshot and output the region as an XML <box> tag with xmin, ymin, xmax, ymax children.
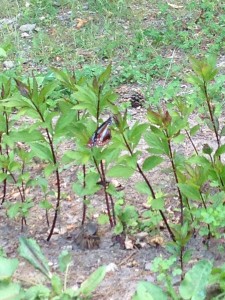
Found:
<box><xmin>88</xmin><ymin>117</ymin><xmax>113</xmax><ymax>148</ymax></box>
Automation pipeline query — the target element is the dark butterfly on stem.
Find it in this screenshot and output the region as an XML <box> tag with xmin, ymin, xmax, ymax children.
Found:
<box><xmin>88</xmin><ymin>117</ymin><xmax>113</xmax><ymax>148</ymax></box>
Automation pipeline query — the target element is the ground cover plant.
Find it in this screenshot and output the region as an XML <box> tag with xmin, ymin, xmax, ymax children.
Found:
<box><xmin>1</xmin><ymin>1</ymin><xmax>225</xmax><ymax>299</ymax></box>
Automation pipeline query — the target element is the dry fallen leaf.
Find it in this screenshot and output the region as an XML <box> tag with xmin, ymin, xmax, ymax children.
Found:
<box><xmin>76</xmin><ymin>18</ymin><xmax>91</xmax><ymax>29</ymax></box>
<box><xmin>125</xmin><ymin>235</ymin><xmax>134</xmax><ymax>250</ymax></box>
<box><xmin>66</xmin><ymin>224</ymin><xmax>76</xmax><ymax>231</ymax></box>
<box><xmin>148</xmin><ymin>235</ymin><xmax>164</xmax><ymax>247</ymax></box>
<box><xmin>167</xmin><ymin>2</ymin><xmax>183</xmax><ymax>9</ymax></box>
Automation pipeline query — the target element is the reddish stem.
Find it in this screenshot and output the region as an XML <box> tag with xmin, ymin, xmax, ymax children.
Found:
<box><xmin>81</xmin><ymin>164</ymin><xmax>87</xmax><ymax>225</ymax></box>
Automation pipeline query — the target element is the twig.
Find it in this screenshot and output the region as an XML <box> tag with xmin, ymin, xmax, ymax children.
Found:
<box><xmin>118</xmin><ymin>251</ymin><xmax>136</xmax><ymax>267</ymax></box>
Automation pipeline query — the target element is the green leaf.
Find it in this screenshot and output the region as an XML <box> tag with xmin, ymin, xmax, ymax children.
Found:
<box><xmin>51</xmin><ymin>275</ymin><xmax>62</xmax><ymax>295</ymax></box>
<box><xmin>44</xmin><ymin>164</ymin><xmax>56</xmax><ymax>177</ymax></box>
<box><xmin>215</xmin><ymin>144</ymin><xmax>225</xmax><ymax>157</ymax></box>
<box><xmin>55</xmin><ymin>111</ymin><xmax>76</xmax><ymax>136</ymax></box>
<box><xmin>178</xmin><ymin>183</ymin><xmax>201</xmax><ymax>200</ymax></box>
<box><xmin>7</xmin><ymin>203</ymin><xmax>21</xmax><ymax>219</ymax></box>
<box><xmin>186</xmin><ymin>75</ymin><xmax>203</xmax><ymax>87</ymax></box>
<box><xmin>173</xmin><ymin>133</ymin><xmax>185</xmax><ymax>144</ymax></box>
<box><xmin>0</xmin><ymin>48</ymin><xmax>7</xmax><ymax>58</ymax></box>
<box><xmin>133</xmin><ymin>281</ymin><xmax>168</xmax><ymax>300</ymax></box>
<box><xmin>51</xmin><ymin>68</ymin><xmax>75</xmax><ymax>90</ymax></box>
<box><xmin>113</xmin><ymin>222</ymin><xmax>123</xmax><ymax>234</ymax></box>
<box><xmin>145</xmin><ymin>133</ymin><xmax>169</xmax><ymax>156</ymax></box>
<box><xmin>39</xmin><ymin>82</ymin><xmax>57</xmax><ymax>103</ymax></box>
<box><xmin>179</xmin><ymin>260</ymin><xmax>212</xmax><ymax>300</ymax></box>
<box><xmin>98</xmin><ymin>214</ymin><xmax>109</xmax><ymax>225</ymax></box>
<box><xmin>142</xmin><ymin>156</ymin><xmax>164</xmax><ymax>171</ymax></box>
<box><xmin>58</xmin><ymin>250</ymin><xmax>72</xmax><ymax>273</ymax></box>
<box><xmin>121</xmin><ymin>205</ymin><xmax>138</xmax><ymax>225</ymax></box>
<box><xmin>9</xmin><ymin>130</ymin><xmax>44</xmax><ymax>143</ymax></box>
<box><xmin>99</xmin><ymin>64</ymin><xmax>112</xmax><ymax>84</ymax></box>
<box><xmin>78</xmin><ymin>266</ymin><xmax>107</xmax><ymax>296</ymax></box>
<box><xmin>19</xmin><ymin>237</ymin><xmax>51</xmax><ymax>279</ymax></box>
<box><xmin>107</xmin><ymin>165</ymin><xmax>135</xmax><ymax>179</ymax></box>
<box><xmin>24</xmin><ymin>285</ymin><xmax>50</xmax><ymax>300</ymax></box>
<box><xmin>190</xmin><ymin>124</ymin><xmax>200</xmax><ymax>136</ymax></box>
<box><xmin>63</xmin><ymin>149</ymin><xmax>91</xmax><ymax>165</ymax></box>
<box><xmin>30</xmin><ymin>143</ymin><xmax>53</xmax><ymax>162</ymax></box>
<box><xmin>129</xmin><ymin>123</ymin><xmax>148</xmax><ymax>146</ymax></box>
<box><xmin>183</xmin><ymin>250</ymin><xmax>192</xmax><ymax>264</ymax></box>
<box><xmin>0</xmin><ymin>257</ymin><xmax>19</xmax><ymax>281</ymax></box>
<box><xmin>202</xmin><ymin>144</ymin><xmax>213</xmax><ymax>155</ymax></box>
<box><xmin>39</xmin><ymin>200</ymin><xmax>53</xmax><ymax>210</ymax></box>
<box><xmin>135</xmin><ymin>181</ymin><xmax>152</xmax><ymax>195</ymax></box>
<box><xmin>220</xmin><ymin>126</ymin><xmax>225</xmax><ymax>137</ymax></box>
<box><xmin>151</xmin><ymin>197</ymin><xmax>164</xmax><ymax>210</ymax></box>
<box><xmin>205</xmin><ymin>118</ymin><xmax>215</xmax><ymax>132</ymax></box>
<box><xmin>0</xmin><ymin>282</ymin><xmax>22</xmax><ymax>300</ymax></box>
<box><xmin>0</xmin><ymin>173</ymin><xmax>7</xmax><ymax>183</ymax></box>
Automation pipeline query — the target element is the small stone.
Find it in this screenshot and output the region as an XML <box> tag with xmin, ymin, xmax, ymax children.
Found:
<box><xmin>3</xmin><ymin>60</ymin><xmax>14</xmax><ymax>69</ymax></box>
<box><xmin>111</xmin><ymin>179</ymin><xmax>120</xmax><ymax>187</ymax></box>
<box><xmin>144</xmin><ymin>262</ymin><xmax>152</xmax><ymax>271</ymax></box>
<box><xmin>62</xmin><ymin>245</ymin><xmax>73</xmax><ymax>251</ymax></box>
<box><xmin>0</xmin><ymin>17</ymin><xmax>17</xmax><ymax>27</ymax></box>
<box><xmin>21</xmin><ymin>32</ymin><xmax>30</xmax><ymax>38</ymax></box>
<box><xmin>76</xmin><ymin>276</ymin><xmax>85</xmax><ymax>285</ymax></box>
<box><xmin>135</xmin><ymin>232</ymin><xmax>148</xmax><ymax>240</ymax></box>
<box><xmin>71</xmin><ymin>284</ymin><xmax>79</xmax><ymax>292</ymax></box>
<box><xmin>19</xmin><ymin>23</ymin><xmax>36</xmax><ymax>32</ymax></box>
<box><xmin>50</xmin><ymin>227</ymin><xmax>59</xmax><ymax>234</ymax></box>
<box><xmin>106</xmin><ymin>263</ymin><xmax>118</xmax><ymax>272</ymax></box>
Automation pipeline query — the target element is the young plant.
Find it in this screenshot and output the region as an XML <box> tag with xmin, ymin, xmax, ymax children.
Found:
<box><xmin>11</xmin><ymin>76</ymin><xmax>69</xmax><ymax>240</ymax></box>
<box><xmin>0</xmin><ymin>237</ymin><xmax>108</xmax><ymax>299</ymax></box>
<box><xmin>0</xmin><ymin>79</ymin><xmax>13</xmax><ymax>204</ymax></box>
<box><xmin>133</xmin><ymin>259</ymin><xmax>213</xmax><ymax>300</ymax></box>
<box><xmin>188</xmin><ymin>56</ymin><xmax>223</xmax><ymax>153</ymax></box>
<box><xmin>108</xmin><ymin>110</ymin><xmax>175</xmax><ymax>241</ymax></box>
<box><xmin>56</xmin><ymin>65</ymin><xmax>119</xmax><ymax>228</ymax></box>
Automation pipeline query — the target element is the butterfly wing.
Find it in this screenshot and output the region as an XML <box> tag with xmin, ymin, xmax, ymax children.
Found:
<box><xmin>88</xmin><ymin>117</ymin><xmax>112</xmax><ymax>148</ymax></box>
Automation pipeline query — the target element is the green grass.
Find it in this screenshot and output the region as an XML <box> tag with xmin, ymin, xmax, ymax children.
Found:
<box><xmin>0</xmin><ymin>0</ymin><xmax>225</xmax><ymax>89</ymax></box>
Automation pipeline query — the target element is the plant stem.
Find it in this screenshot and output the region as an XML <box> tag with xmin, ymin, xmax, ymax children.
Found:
<box><xmin>199</xmin><ymin>192</ymin><xmax>211</xmax><ymax>239</ymax></box>
<box><xmin>209</xmin><ymin>154</ymin><xmax>224</xmax><ymax>188</ymax></box>
<box><xmin>96</xmin><ymin>86</ymin><xmax>101</xmax><ymax>123</ymax></box>
<box><xmin>27</xmin><ymin>97</ymin><xmax>61</xmax><ymax>241</ymax></box>
<box><xmin>81</xmin><ymin>164</ymin><xmax>87</xmax><ymax>225</ymax></box>
<box><xmin>1</xmin><ymin>111</ymin><xmax>9</xmax><ymax>204</ymax></box>
<box><xmin>109</xmin><ymin>193</ymin><xmax>116</xmax><ymax>226</ymax></box>
<box><xmin>121</xmin><ymin>133</ymin><xmax>176</xmax><ymax>242</ymax></box>
<box><xmin>165</xmin><ymin>276</ymin><xmax>179</xmax><ymax>300</ymax></box>
<box><xmin>64</xmin><ymin>263</ymin><xmax>71</xmax><ymax>291</ymax></box>
<box><xmin>165</xmin><ymin>130</ymin><xmax>184</xmax><ymax>226</ymax></box>
<box><xmin>46</xmin><ymin>210</ymin><xmax>50</xmax><ymax>227</ymax></box>
<box><xmin>92</xmin><ymin>155</ymin><xmax>114</xmax><ymax>227</ymax></box>
<box><xmin>47</xmin><ymin>166</ymin><xmax>61</xmax><ymax>241</ymax></box>
<box><xmin>9</xmin><ymin>172</ymin><xmax>25</xmax><ymax>202</ymax></box>
<box><xmin>185</xmin><ymin>197</ymin><xmax>194</xmax><ymax>223</ymax></box>
<box><xmin>180</xmin><ymin>246</ymin><xmax>184</xmax><ymax>280</ymax></box>
<box><xmin>100</xmin><ymin>160</ymin><xmax>114</xmax><ymax>227</ymax></box>
<box><xmin>185</xmin><ymin>129</ymin><xmax>199</xmax><ymax>155</ymax></box>
<box><xmin>203</xmin><ymin>80</ymin><xmax>220</xmax><ymax>148</ymax></box>
<box><xmin>9</xmin><ymin>172</ymin><xmax>26</xmax><ymax>231</ymax></box>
